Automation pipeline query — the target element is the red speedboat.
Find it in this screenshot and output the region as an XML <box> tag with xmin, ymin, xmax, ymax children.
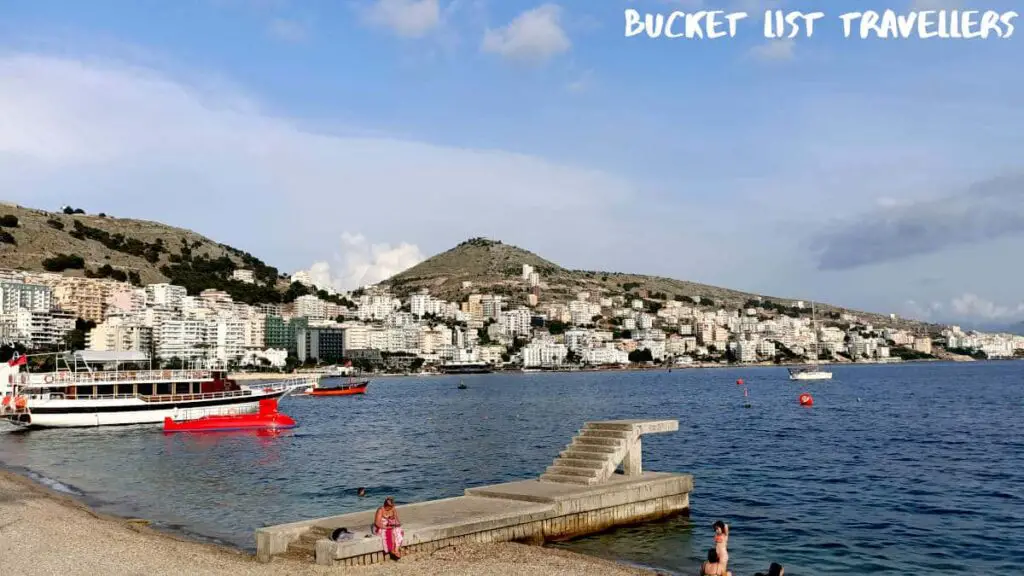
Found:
<box><xmin>308</xmin><ymin>380</ymin><xmax>368</xmax><ymax>397</ymax></box>
<box><xmin>163</xmin><ymin>398</ymin><xmax>296</xmax><ymax>433</ymax></box>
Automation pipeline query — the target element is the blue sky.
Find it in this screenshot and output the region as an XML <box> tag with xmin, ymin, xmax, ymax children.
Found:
<box><xmin>1</xmin><ymin>0</ymin><xmax>1022</xmax><ymax>326</ymax></box>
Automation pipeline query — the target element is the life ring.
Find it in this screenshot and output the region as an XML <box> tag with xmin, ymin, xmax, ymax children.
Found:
<box><xmin>14</xmin><ymin>396</ymin><xmax>27</xmax><ymax>410</ymax></box>
<box><xmin>1</xmin><ymin>396</ymin><xmax>10</xmax><ymax>407</ymax></box>
<box><xmin>44</xmin><ymin>375</ymin><xmax>54</xmax><ymax>384</ymax></box>
<box><xmin>798</xmin><ymin>393</ymin><xmax>814</xmax><ymax>407</ymax></box>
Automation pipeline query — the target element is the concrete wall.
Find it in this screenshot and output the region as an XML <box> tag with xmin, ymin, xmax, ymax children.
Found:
<box><xmin>317</xmin><ymin>490</ymin><xmax>690</xmax><ymax>566</ymax></box>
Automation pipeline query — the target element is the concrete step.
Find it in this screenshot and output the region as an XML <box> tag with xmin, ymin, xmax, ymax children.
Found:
<box><xmin>584</xmin><ymin>422</ymin><xmax>636</xmax><ymax>431</ymax></box>
<box><xmin>568</xmin><ymin>441</ymin><xmax>618</xmax><ymax>454</ymax></box>
<box><xmin>545</xmin><ymin>465</ymin><xmax>602</xmax><ymax>478</ymax></box>
<box><xmin>539</xmin><ymin>473</ymin><xmax>596</xmax><ymax>485</ymax></box>
<box><xmin>578</xmin><ymin>428</ymin><xmax>633</xmax><ymax>440</ymax></box>
<box><xmin>552</xmin><ymin>457</ymin><xmax>606</xmax><ymax>470</ymax></box>
<box><xmin>573</xmin><ymin>436</ymin><xmax>618</xmax><ymax>450</ymax></box>
<box><xmin>559</xmin><ymin>449</ymin><xmax>608</xmax><ymax>461</ymax></box>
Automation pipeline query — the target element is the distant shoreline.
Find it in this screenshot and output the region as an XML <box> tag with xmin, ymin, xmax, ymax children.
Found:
<box><xmin>243</xmin><ymin>355</ymin><xmax>1018</xmax><ymax>380</ymax></box>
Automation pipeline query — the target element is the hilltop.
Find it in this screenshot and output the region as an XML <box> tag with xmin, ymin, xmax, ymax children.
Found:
<box><xmin>0</xmin><ymin>202</ymin><xmax>294</xmax><ymax>304</ymax></box>
<box><xmin>385</xmin><ymin>238</ymin><xmax>939</xmax><ymax>333</ymax></box>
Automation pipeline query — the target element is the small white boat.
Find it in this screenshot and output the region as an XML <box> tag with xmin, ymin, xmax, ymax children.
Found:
<box><xmin>788</xmin><ymin>366</ymin><xmax>833</xmax><ymax>380</ymax></box>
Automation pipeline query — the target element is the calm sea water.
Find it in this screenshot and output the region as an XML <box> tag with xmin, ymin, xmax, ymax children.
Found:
<box><xmin>1</xmin><ymin>363</ymin><xmax>1022</xmax><ymax>575</ymax></box>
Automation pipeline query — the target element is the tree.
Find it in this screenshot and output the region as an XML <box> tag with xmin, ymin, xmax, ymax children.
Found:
<box><xmin>0</xmin><ymin>231</ymin><xmax>15</xmax><ymax>245</ymax></box>
<box><xmin>42</xmin><ymin>254</ymin><xmax>85</xmax><ymax>272</ymax></box>
<box><xmin>0</xmin><ymin>215</ymin><xmax>18</xmax><ymax>227</ymax></box>
<box><xmin>628</xmin><ymin>348</ymin><xmax>654</xmax><ymax>363</ymax></box>
<box><xmin>46</xmin><ymin>219</ymin><xmax>65</xmax><ymax>230</ymax></box>
<box><xmin>547</xmin><ymin>320</ymin><xmax>568</xmax><ymax>335</ymax></box>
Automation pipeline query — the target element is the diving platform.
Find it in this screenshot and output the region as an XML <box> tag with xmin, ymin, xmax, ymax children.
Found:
<box><xmin>255</xmin><ymin>419</ymin><xmax>690</xmax><ymax>567</ymax></box>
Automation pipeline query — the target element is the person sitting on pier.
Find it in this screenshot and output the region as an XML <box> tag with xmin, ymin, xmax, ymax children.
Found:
<box><xmin>373</xmin><ymin>496</ymin><xmax>404</xmax><ymax>560</ymax></box>
<box><xmin>699</xmin><ymin>547</ymin><xmax>731</xmax><ymax>576</ymax></box>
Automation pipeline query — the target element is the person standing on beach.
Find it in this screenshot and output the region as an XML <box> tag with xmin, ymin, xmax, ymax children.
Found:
<box><xmin>373</xmin><ymin>496</ymin><xmax>404</xmax><ymax>560</ymax></box>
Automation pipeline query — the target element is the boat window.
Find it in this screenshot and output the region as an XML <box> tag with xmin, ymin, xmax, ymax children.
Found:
<box><xmin>116</xmin><ymin>384</ymin><xmax>134</xmax><ymax>396</ymax></box>
<box><xmin>96</xmin><ymin>385</ymin><xmax>114</xmax><ymax>397</ymax></box>
<box><xmin>138</xmin><ymin>383</ymin><xmax>154</xmax><ymax>396</ymax></box>
<box><xmin>156</xmin><ymin>383</ymin><xmax>171</xmax><ymax>395</ymax></box>
<box><xmin>175</xmin><ymin>382</ymin><xmax>190</xmax><ymax>395</ymax></box>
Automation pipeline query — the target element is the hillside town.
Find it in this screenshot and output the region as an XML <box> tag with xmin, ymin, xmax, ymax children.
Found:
<box><xmin>1</xmin><ymin>264</ymin><xmax>1022</xmax><ymax>371</ymax></box>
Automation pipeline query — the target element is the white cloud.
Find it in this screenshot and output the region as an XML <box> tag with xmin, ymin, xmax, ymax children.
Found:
<box><xmin>481</xmin><ymin>4</ymin><xmax>570</xmax><ymax>63</ymax></box>
<box><xmin>747</xmin><ymin>38</ymin><xmax>795</xmax><ymax>61</ymax></box>
<box><xmin>363</xmin><ymin>0</ymin><xmax>441</xmax><ymax>38</ymax></box>
<box><xmin>301</xmin><ymin>232</ymin><xmax>425</xmax><ymax>291</ymax></box>
<box><xmin>268</xmin><ymin>19</ymin><xmax>309</xmax><ymax>42</ymax></box>
<box><xmin>0</xmin><ymin>53</ymin><xmax>633</xmax><ymax>275</ymax></box>
<box><xmin>950</xmin><ymin>293</ymin><xmax>1024</xmax><ymax>320</ymax></box>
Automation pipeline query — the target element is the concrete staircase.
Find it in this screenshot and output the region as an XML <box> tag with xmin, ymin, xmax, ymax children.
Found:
<box><xmin>539</xmin><ymin>420</ymin><xmax>678</xmax><ymax>485</ymax></box>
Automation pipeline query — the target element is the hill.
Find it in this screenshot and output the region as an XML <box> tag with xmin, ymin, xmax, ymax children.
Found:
<box><xmin>0</xmin><ymin>202</ymin><xmax>295</xmax><ymax>305</ymax></box>
<box><xmin>385</xmin><ymin>237</ymin><xmax>939</xmax><ymax>333</ymax></box>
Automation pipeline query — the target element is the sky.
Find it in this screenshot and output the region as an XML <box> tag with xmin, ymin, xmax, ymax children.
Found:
<box><xmin>0</xmin><ymin>0</ymin><xmax>1022</xmax><ymax>327</ymax></box>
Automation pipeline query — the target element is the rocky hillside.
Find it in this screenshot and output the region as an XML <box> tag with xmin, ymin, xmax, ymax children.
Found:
<box><xmin>385</xmin><ymin>238</ymin><xmax>939</xmax><ymax>333</ymax></box>
<box><xmin>0</xmin><ymin>202</ymin><xmax>292</xmax><ymax>303</ymax></box>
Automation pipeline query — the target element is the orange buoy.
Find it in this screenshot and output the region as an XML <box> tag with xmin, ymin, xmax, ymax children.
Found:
<box><xmin>736</xmin><ymin>378</ymin><xmax>744</xmax><ymax>385</ymax></box>
<box><xmin>798</xmin><ymin>393</ymin><xmax>813</xmax><ymax>407</ymax></box>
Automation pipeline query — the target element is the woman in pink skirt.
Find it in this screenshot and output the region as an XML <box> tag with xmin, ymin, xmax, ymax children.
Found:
<box><xmin>373</xmin><ymin>496</ymin><xmax>404</xmax><ymax>559</ymax></box>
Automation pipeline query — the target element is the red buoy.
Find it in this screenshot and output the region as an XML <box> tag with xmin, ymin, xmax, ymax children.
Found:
<box><xmin>799</xmin><ymin>393</ymin><xmax>813</xmax><ymax>407</ymax></box>
<box><xmin>736</xmin><ymin>378</ymin><xmax>744</xmax><ymax>385</ymax></box>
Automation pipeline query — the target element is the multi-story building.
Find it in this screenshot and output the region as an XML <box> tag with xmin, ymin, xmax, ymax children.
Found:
<box><xmin>87</xmin><ymin>316</ymin><xmax>153</xmax><ymax>354</ymax></box>
<box><xmin>210</xmin><ymin>318</ymin><xmax>246</xmax><ymax>363</ymax></box>
<box><xmin>232</xmin><ymin>269</ymin><xmax>256</xmax><ymax>284</ymax></box>
<box><xmin>295</xmin><ymin>295</ymin><xmax>328</xmax><ymax>319</ymax></box>
<box><xmin>521</xmin><ymin>341</ymin><xmax>568</xmax><ymax>368</ymax></box>
<box><xmin>53</xmin><ymin>278</ymin><xmax>108</xmax><ymax>322</ymax></box>
<box><xmin>0</xmin><ymin>282</ymin><xmax>53</xmax><ymax>313</ymax></box>
<box><xmin>296</xmin><ymin>326</ymin><xmax>345</xmax><ymax>363</ymax></box>
<box><xmin>156</xmin><ymin>319</ymin><xmax>210</xmax><ymax>362</ymax></box>
<box><xmin>146</xmin><ymin>284</ymin><xmax>187</xmax><ymax>311</ymax></box>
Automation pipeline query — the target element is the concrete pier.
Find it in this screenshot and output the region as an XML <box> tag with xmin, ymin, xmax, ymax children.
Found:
<box><xmin>255</xmin><ymin>419</ymin><xmax>691</xmax><ymax>566</ymax></box>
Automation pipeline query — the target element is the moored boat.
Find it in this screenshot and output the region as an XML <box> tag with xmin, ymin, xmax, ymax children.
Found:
<box><xmin>1</xmin><ymin>351</ymin><xmax>301</xmax><ymax>429</ymax></box>
<box><xmin>163</xmin><ymin>398</ymin><xmax>296</xmax><ymax>433</ymax></box>
<box><xmin>307</xmin><ymin>380</ymin><xmax>369</xmax><ymax>396</ymax></box>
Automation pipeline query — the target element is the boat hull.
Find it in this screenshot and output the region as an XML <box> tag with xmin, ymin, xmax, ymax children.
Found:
<box><xmin>6</xmin><ymin>390</ymin><xmax>287</xmax><ymax>429</ymax></box>
<box><xmin>789</xmin><ymin>372</ymin><xmax>833</xmax><ymax>381</ymax></box>
<box><xmin>308</xmin><ymin>384</ymin><xmax>367</xmax><ymax>397</ymax></box>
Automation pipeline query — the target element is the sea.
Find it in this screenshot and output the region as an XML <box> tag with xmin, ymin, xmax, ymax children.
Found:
<box><xmin>1</xmin><ymin>362</ymin><xmax>1022</xmax><ymax>575</ymax></box>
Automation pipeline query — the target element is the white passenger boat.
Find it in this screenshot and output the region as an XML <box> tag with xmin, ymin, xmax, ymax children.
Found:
<box><xmin>1</xmin><ymin>351</ymin><xmax>303</xmax><ymax>429</ymax></box>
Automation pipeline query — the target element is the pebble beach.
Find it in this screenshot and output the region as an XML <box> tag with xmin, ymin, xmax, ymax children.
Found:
<box><xmin>0</xmin><ymin>470</ymin><xmax>658</xmax><ymax>576</ymax></box>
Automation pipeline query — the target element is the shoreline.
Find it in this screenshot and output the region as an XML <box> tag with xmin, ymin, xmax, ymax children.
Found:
<box><xmin>0</xmin><ymin>466</ymin><xmax>663</xmax><ymax>576</ymax></box>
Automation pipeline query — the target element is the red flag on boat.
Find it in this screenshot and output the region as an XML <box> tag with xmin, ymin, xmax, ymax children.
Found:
<box><xmin>7</xmin><ymin>353</ymin><xmax>26</xmax><ymax>367</ymax></box>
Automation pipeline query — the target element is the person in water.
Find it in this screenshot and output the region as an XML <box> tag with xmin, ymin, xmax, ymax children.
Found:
<box><xmin>712</xmin><ymin>520</ymin><xmax>729</xmax><ymax>572</ymax></box>
<box><xmin>373</xmin><ymin>496</ymin><xmax>403</xmax><ymax>560</ymax></box>
<box><xmin>699</xmin><ymin>548</ymin><xmax>731</xmax><ymax>576</ymax></box>
<box><xmin>357</xmin><ymin>487</ymin><xmax>366</xmax><ymax>497</ymax></box>
<box><xmin>755</xmin><ymin>562</ymin><xmax>784</xmax><ymax>576</ymax></box>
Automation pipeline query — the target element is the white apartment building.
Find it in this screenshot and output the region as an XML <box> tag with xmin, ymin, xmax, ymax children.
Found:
<box><xmin>5</xmin><ymin>309</ymin><xmax>76</xmax><ymax>349</ymax></box>
<box><xmin>210</xmin><ymin>319</ymin><xmax>246</xmax><ymax>363</ymax></box>
<box><xmin>146</xmin><ymin>284</ymin><xmax>187</xmax><ymax>310</ymax></box>
<box><xmin>157</xmin><ymin>319</ymin><xmax>209</xmax><ymax>361</ymax></box>
<box><xmin>735</xmin><ymin>339</ymin><xmax>758</xmax><ymax>363</ymax></box>
<box><xmin>295</xmin><ymin>295</ymin><xmax>328</xmax><ymax>319</ymax></box>
<box><xmin>563</xmin><ymin>328</ymin><xmax>590</xmax><ymax>351</ymax></box>
<box><xmin>0</xmin><ymin>282</ymin><xmax>53</xmax><ymax>314</ymax></box>
<box><xmin>521</xmin><ymin>264</ymin><xmax>534</xmax><ymax>280</ymax></box>
<box><xmin>501</xmin><ymin>308</ymin><xmax>532</xmax><ymax>337</ymax></box>
<box><xmin>232</xmin><ymin>269</ymin><xmax>255</xmax><ymax>284</ymax></box>
<box><xmin>200</xmin><ymin>289</ymin><xmax>235</xmax><ymax>315</ymax></box>
<box><xmin>87</xmin><ymin>316</ymin><xmax>153</xmax><ymax>354</ymax></box>
<box><xmin>521</xmin><ymin>341</ymin><xmax>568</xmax><ymax>368</ymax></box>
<box><xmin>582</xmin><ymin>345</ymin><xmax>629</xmax><ymax>365</ymax></box>
<box><xmin>242</xmin><ymin>348</ymin><xmax>287</xmax><ymax>368</ymax></box>
<box><xmin>481</xmin><ymin>295</ymin><xmax>503</xmax><ymax>320</ymax></box>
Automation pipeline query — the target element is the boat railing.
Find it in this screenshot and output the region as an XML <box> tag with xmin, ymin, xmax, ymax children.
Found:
<box><xmin>22</xmin><ymin>369</ymin><xmax>215</xmax><ymax>387</ymax></box>
<box><xmin>171</xmin><ymin>403</ymin><xmax>260</xmax><ymax>422</ymax></box>
<box><xmin>24</xmin><ymin>388</ymin><xmax>257</xmax><ymax>402</ymax></box>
